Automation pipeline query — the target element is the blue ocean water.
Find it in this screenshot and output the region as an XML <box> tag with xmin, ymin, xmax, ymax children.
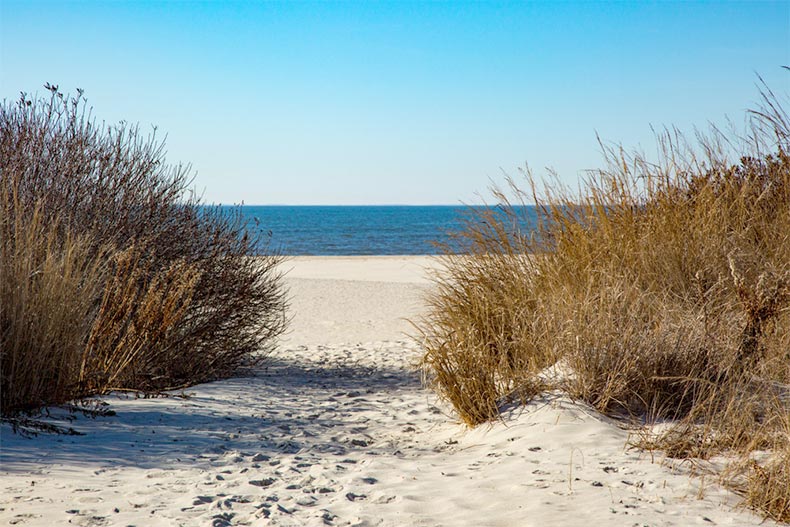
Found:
<box><xmin>223</xmin><ymin>205</ymin><xmax>538</xmax><ymax>255</ymax></box>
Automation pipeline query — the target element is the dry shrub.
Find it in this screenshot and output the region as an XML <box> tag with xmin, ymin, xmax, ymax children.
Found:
<box><xmin>1</xmin><ymin>84</ymin><xmax>286</xmax><ymax>415</ymax></box>
<box><xmin>417</xmin><ymin>77</ymin><xmax>790</xmax><ymax>519</ymax></box>
<box><xmin>80</xmin><ymin>245</ymin><xmax>202</xmax><ymax>393</ymax></box>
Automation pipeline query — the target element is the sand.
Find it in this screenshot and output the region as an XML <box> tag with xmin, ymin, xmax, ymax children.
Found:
<box><xmin>0</xmin><ymin>256</ymin><xmax>776</xmax><ymax>526</ymax></box>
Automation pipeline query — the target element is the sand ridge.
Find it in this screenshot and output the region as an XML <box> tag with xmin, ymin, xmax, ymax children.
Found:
<box><xmin>0</xmin><ymin>257</ymin><xmax>776</xmax><ymax>526</ymax></box>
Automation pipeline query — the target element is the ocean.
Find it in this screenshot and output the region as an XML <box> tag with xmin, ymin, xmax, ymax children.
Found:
<box><xmin>219</xmin><ymin>205</ymin><xmax>538</xmax><ymax>255</ymax></box>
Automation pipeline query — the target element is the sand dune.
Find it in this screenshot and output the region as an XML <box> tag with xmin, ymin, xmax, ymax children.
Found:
<box><xmin>0</xmin><ymin>257</ymin><xmax>775</xmax><ymax>526</ymax></box>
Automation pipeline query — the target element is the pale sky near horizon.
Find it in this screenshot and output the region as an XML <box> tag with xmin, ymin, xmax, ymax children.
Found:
<box><xmin>1</xmin><ymin>1</ymin><xmax>788</xmax><ymax>205</ymax></box>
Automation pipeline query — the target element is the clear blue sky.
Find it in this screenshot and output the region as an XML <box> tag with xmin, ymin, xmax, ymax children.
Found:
<box><xmin>1</xmin><ymin>1</ymin><xmax>788</xmax><ymax>205</ymax></box>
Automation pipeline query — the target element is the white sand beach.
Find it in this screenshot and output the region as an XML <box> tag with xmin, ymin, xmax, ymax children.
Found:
<box><xmin>0</xmin><ymin>256</ymin><xmax>776</xmax><ymax>526</ymax></box>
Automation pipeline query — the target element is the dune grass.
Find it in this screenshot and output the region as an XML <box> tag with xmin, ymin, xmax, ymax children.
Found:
<box><xmin>417</xmin><ymin>80</ymin><xmax>790</xmax><ymax>521</ymax></box>
<box><xmin>1</xmin><ymin>85</ymin><xmax>287</xmax><ymax>416</ymax></box>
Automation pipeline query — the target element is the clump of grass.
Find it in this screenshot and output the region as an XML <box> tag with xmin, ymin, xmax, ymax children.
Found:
<box><xmin>417</xmin><ymin>77</ymin><xmax>790</xmax><ymax>519</ymax></box>
<box><xmin>421</xmin><ymin>237</ymin><xmax>551</xmax><ymax>424</ymax></box>
<box><xmin>1</xmin><ymin>84</ymin><xmax>287</xmax><ymax>415</ymax></box>
<box><xmin>0</xmin><ymin>197</ymin><xmax>108</xmax><ymax>412</ymax></box>
<box><xmin>745</xmin><ymin>447</ymin><xmax>790</xmax><ymax>522</ymax></box>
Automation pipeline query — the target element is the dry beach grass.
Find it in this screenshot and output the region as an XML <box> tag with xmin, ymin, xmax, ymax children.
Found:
<box><xmin>417</xmin><ymin>81</ymin><xmax>790</xmax><ymax>521</ymax></box>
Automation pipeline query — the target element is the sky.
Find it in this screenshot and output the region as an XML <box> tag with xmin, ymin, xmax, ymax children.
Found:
<box><xmin>1</xmin><ymin>1</ymin><xmax>788</xmax><ymax>205</ymax></box>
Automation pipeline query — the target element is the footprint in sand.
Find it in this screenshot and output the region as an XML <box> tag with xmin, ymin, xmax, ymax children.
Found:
<box><xmin>8</xmin><ymin>514</ymin><xmax>41</xmax><ymax>525</ymax></box>
<box><xmin>193</xmin><ymin>495</ymin><xmax>215</xmax><ymax>505</ymax></box>
<box><xmin>346</xmin><ymin>492</ymin><xmax>367</xmax><ymax>501</ymax></box>
<box><xmin>249</xmin><ymin>478</ymin><xmax>276</xmax><ymax>488</ymax></box>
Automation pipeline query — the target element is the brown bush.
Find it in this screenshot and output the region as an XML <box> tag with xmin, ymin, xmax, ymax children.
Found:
<box><xmin>0</xmin><ymin>85</ymin><xmax>287</xmax><ymax>414</ymax></box>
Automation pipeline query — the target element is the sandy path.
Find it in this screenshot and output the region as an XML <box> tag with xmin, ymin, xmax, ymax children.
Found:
<box><xmin>0</xmin><ymin>257</ymin><xmax>776</xmax><ymax>526</ymax></box>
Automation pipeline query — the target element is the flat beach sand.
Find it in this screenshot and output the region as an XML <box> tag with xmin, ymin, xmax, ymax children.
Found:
<box><xmin>0</xmin><ymin>256</ymin><xmax>776</xmax><ymax>526</ymax></box>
